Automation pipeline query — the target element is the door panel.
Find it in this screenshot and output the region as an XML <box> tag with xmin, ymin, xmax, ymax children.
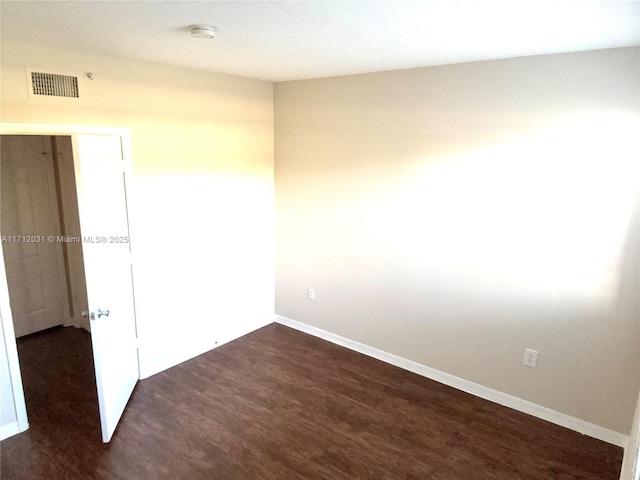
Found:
<box><xmin>1</xmin><ymin>135</ymin><xmax>65</xmax><ymax>337</ymax></box>
<box><xmin>74</xmin><ymin>134</ymin><xmax>138</xmax><ymax>443</ymax></box>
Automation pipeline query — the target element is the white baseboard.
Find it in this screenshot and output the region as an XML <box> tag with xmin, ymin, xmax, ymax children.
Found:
<box><xmin>275</xmin><ymin>315</ymin><xmax>629</xmax><ymax>448</ymax></box>
<box><xmin>139</xmin><ymin>314</ymin><xmax>274</xmax><ymax>379</ymax></box>
<box><xmin>0</xmin><ymin>421</ymin><xmax>21</xmax><ymax>441</ymax></box>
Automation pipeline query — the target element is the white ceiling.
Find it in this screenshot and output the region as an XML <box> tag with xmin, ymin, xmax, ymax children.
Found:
<box><xmin>2</xmin><ymin>1</ymin><xmax>639</xmax><ymax>82</ymax></box>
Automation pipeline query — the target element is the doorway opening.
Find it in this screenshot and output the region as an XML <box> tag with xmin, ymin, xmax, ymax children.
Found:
<box><xmin>1</xmin><ymin>134</ymin><xmax>100</xmax><ymax>439</ymax></box>
<box><xmin>2</xmin><ymin>135</ymin><xmax>89</xmax><ymax>336</ymax></box>
<box><xmin>1</xmin><ymin>126</ymin><xmax>140</xmax><ymax>443</ymax></box>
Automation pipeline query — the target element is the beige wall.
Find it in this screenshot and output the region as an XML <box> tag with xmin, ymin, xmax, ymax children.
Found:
<box><xmin>1</xmin><ymin>42</ymin><xmax>275</xmax><ymax>375</ymax></box>
<box><xmin>274</xmin><ymin>47</ymin><xmax>640</xmax><ymax>434</ymax></box>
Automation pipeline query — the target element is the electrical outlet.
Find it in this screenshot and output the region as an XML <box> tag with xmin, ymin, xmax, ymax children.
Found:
<box><xmin>523</xmin><ymin>348</ymin><xmax>538</xmax><ymax>368</ymax></box>
<box><xmin>308</xmin><ymin>288</ymin><xmax>315</xmax><ymax>300</ymax></box>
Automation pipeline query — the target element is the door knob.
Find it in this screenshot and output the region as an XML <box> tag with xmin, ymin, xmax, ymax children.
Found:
<box><xmin>98</xmin><ymin>309</ymin><xmax>110</xmax><ymax>318</ymax></box>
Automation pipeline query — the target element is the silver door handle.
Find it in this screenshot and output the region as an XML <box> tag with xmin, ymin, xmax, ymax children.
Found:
<box><xmin>98</xmin><ymin>309</ymin><xmax>110</xmax><ymax>318</ymax></box>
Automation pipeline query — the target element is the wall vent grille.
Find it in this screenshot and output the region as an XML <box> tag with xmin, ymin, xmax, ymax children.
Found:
<box><xmin>31</xmin><ymin>72</ymin><xmax>79</xmax><ymax>98</ymax></box>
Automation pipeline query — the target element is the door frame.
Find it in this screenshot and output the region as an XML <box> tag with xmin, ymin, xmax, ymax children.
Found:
<box><xmin>0</xmin><ymin>123</ymin><xmax>138</xmax><ymax>437</ymax></box>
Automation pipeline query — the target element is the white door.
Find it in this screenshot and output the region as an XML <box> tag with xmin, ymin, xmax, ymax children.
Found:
<box><xmin>74</xmin><ymin>134</ymin><xmax>138</xmax><ymax>443</ymax></box>
<box><xmin>1</xmin><ymin>136</ymin><xmax>65</xmax><ymax>337</ymax></box>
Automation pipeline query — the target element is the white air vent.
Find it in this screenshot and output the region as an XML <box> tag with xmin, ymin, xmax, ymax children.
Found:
<box><xmin>31</xmin><ymin>71</ymin><xmax>79</xmax><ymax>97</ymax></box>
<box><xmin>25</xmin><ymin>68</ymin><xmax>82</xmax><ymax>99</ymax></box>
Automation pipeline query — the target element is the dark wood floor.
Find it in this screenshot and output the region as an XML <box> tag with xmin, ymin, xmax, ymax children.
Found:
<box><xmin>1</xmin><ymin>324</ymin><xmax>623</xmax><ymax>479</ymax></box>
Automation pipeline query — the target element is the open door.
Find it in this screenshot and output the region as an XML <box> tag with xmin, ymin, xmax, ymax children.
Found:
<box><xmin>74</xmin><ymin>134</ymin><xmax>138</xmax><ymax>442</ymax></box>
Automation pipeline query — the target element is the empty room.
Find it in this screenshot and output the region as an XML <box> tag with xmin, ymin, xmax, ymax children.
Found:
<box><xmin>1</xmin><ymin>1</ymin><xmax>639</xmax><ymax>479</ymax></box>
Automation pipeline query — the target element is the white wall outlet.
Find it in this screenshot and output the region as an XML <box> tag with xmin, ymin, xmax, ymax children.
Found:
<box><xmin>523</xmin><ymin>348</ymin><xmax>539</xmax><ymax>368</ymax></box>
<box><xmin>308</xmin><ymin>288</ymin><xmax>315</xmax><ymax>300</ymax></box>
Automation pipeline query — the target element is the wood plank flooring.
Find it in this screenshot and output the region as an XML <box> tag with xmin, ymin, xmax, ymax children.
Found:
<box><xmin>1</xmin><ymin>324</ymin><xmax>623</xmax><ymax>479</ymax></box>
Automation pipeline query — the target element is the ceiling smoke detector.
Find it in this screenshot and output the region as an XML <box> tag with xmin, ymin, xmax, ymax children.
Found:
<box><xmin>189</xmin><ymin>24</ymin><xmax>216</xmax><ymax>39</ymax></box>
